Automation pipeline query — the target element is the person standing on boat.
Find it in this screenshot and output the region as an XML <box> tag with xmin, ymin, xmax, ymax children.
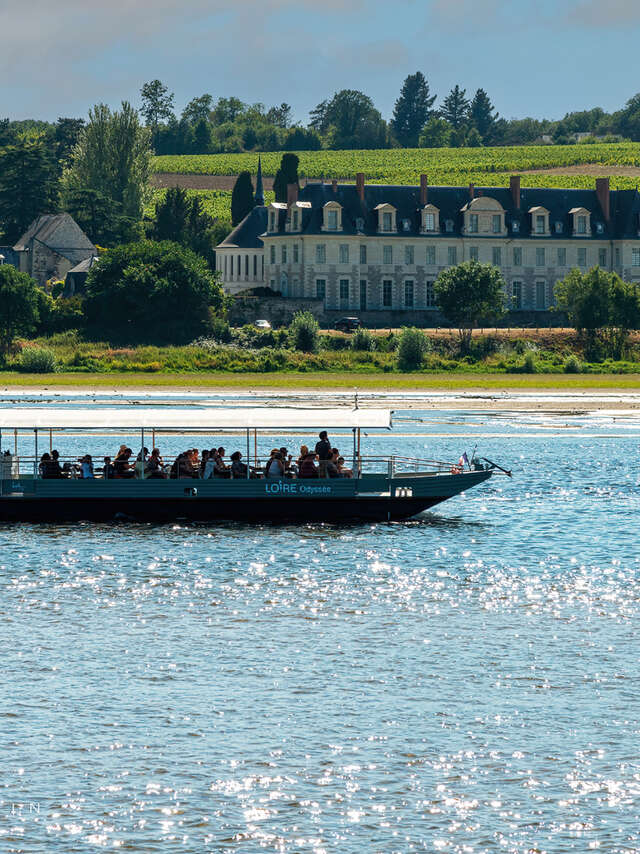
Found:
<box><xmin>315</xmin><ymin>431</ymin><xmax>331</xmax><ymax>478</ymax></box>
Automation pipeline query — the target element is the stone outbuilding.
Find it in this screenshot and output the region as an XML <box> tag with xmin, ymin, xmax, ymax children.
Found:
<box><xmin>13</xmin><ymin>214</ymin><xmax>96</xmax><ymax>286</ymax></box>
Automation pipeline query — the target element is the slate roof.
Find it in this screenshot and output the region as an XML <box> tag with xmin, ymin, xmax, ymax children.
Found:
<box><xmin>0</xmin><ymin>246</ymin><xmax>19</xmax><ymax>267</ymax></box>
<box><xmin>218</xmin><ymin>183</ymin><xmax>640</xmax><ymax>248</ymax></box>
<box><xmin>67</xmin><ymin>255</ymin><xmax>99</xmax><ymax>275</ymax></box>
<box><xmin>218</xmin><ymin>206</ymin><xmax>268</xmax><ymax>249</ymax></box>
<box><xmin>13</xmin><ymin>213</ymin><xmax>96</xmax><ymax>264</ymax></box>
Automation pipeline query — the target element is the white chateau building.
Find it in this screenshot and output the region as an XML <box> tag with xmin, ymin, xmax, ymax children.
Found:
<box><xmin>216</xmin><ymin>169</ymin><xmax>640</xmax><ymax>315</ymax></box>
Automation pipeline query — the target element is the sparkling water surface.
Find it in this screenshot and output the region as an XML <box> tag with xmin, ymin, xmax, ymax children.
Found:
<box><xmin>1</xmin><ymin>408</ymin><xmax>640</xmax><ymax>853</ymax></box>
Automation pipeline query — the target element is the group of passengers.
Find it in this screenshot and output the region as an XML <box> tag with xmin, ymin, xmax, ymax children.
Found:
<box><xmin>38</xmin><ymin>432</ymin><xmax>353</xmax><ymax>481</ymax></box>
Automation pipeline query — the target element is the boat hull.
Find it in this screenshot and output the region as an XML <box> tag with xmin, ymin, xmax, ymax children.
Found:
<box><xmin>0</xmin><ymin>470</ymin><xmax>492</xmax><ymax>524</ymax></box>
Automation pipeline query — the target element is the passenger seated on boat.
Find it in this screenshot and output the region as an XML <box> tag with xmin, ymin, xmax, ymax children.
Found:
<box><xmin>337</xmin><ymin>456</ymin><xmax>353</xmax><ymax>478</ymax></box>
<box><xmin>279</xmin><ymin>447</ymin><xmax>293</xmax><ymax>474</ymax></box>
<box><xmin>114</xmin><ymin>448</ymin><xmax>135</xmax><ymax>478</ymax></box>
<box><xmin>80</xmin><ymin>454</ymin><xmax>94</xmax><ymax>479</ymax></box>
<box><xmin>178</xmin><ymin>450</ymin><xmax>199</xmax><ymax>479</ymax></box>
<box><xmin>202</xmin><ymin>449</ymin><xmax>216</xmax><ymax>479</ymax></box>
<box><xmin>200</xmin><ymin>449</ymin><xmax>210</xmax><ymax>478</ymax></box>
<box><xmin>326</xmin><ymin>449</ymin><xmax>341</xmax><ymax>478</ymax></box>
<box><xmin>295</xmin><ymin>445</ymin><xmax>309</xmax><ymax>473</ymax></box>
<box><xmin>102</xmin><ymin>456</ymin><xmax>115</xmax><ymax>479</ymax></box>
<box><xmin>230</xmin><ymin>450</ymin><xmax>248</xmax><ymax>478</ymax></box>
<box><xmin>146</xmin><ymin>448</ymin><xmax>166</xmax><ymax>479</ymax></box>
<box><xmin>266</xmin><ymin>451</ymin><xmax>285</xmax><ymax>479</ymax></box>
<box><xmin>49</xmin><ymin>450</ymin><xmax>64</xmax><ymax>478</ymax></box>
<box><xmin>213</xmin><ymin>447</ymin><xmax>230</xmax><ymax>478</ymax></box>
<box><xmin>39</xmin><ymin>453</ymin><xmax>51</xmax><ymax>478</ymax></box>
<box><xmin>298</xmin><ymin>452</ymin><xmax>319</xmax><ymax>479</ymax></box>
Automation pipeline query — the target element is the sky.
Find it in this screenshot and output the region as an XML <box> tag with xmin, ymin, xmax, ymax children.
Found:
<box><xmin>2</xmin><ymin>0</ymin><xmax>640</xmax><ymax>123</ymax></box>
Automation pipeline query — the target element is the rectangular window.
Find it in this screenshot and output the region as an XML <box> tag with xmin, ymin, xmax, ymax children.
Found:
<box><xmin>616</xmin><ymin>247</ymin><xmax>622</xmax><ymax>267</ymax></box>
<box><xmin>578</xmin><ymin>247</ymin><xmax>587</xmax><ymax>267</ymax></box>
<box><xmin>230</xmin><ymin>256</ymin><xmax>234</xmax><ymax>276</ymax></box>
<box><xmin>492</xmin><ymin>214</ymin><xmax>502</xmax><ymax>234</ymax></box>
<box><xmin>536</xmin><ymin>281</ymin><xmax>546</xmax><ymax>309</ymax></box>
<box><xmin>382</xmin><ymin>280</ymin><xmax>393</xmax><ymax>307</ymax></box>
<box><xmin>253</xmin><ymin>255</ymin><xmax>257</xmax><ymax>277</ymax></box>
<box><xmin>404</xmin><ymin>245</ymin><xmax>414</xmax><ymax>265</ymax></box>
<box><xmin>469</xmin><ymin>246</ymin><xmax>479</xmax><ymax>261</ymax></box>
<box><xmin>269</xmin><ymin>246</ymin><xmax>275</xmax><ymax>264</ymax></box>
<box><xmin>557</xmin><ymin>247</ymin><xmax>567</xmax><ymax>267</ymax></box>
<box><xmin>269</xmin><ymin>212</ymin><xmax>276</xmax><ymax>232</ymax></box>
<box><xmin>359</xmin><ymin>279</ymin><xmax>367</xmax><ymax>309</ymax></box>
<box><xmin>327</xmin><ymin>210</ymin><xmax>338</xmax><ymax>230</ymax></box>
<box><xmin>293</xmin><ymin>244</ymin><xmax>299</xmax><ymax>263</ymax></box>
<box><xmin>316</xmin><ymin>279</ymin><xmax>326</xmax><ymax>299</ymax></box>
<box><xmin>404</xmin><ymin>280</ymin><xmax>414</xmax><ymax>307</ymax></box>
<box><xmin>315</xmin><ymin>243</ymin><xmax>326</xmax><ymax>264</ymax></box>
<box><xmin>577</xmin><ymin>215</ymin><xmax>587</xmax><ymax>234</ymax></box>
<box><xmin>281</xmin><ymin>245</ymin><xmax>287</xmax><ymax>264</ymax></box>
<box><xmin>269</xmin><ymin>278</ymin><xmax>275</xmax><ymax>289</ymax></box>
<box><xmin>492</xmin><ymin>246</ymin><xmax>502</xmax><ymax>266</ymax></box>
<box><xmin>448</xmin><ymin>246</ymin><xmax>457</xmax><ymax>265</ymax></box>
<box><xmin>424</xmin><ymin>212</ymin><xmax>435</xmax><ymax>231</ymax></box>
<box><xmin>292</xmin><ymin>210</ymin><xmax>299</xmax><ymax>230</ymax></box>
<box><xmin>425</xmin><ymin>281</ymin><xmax>435</xmax><ymax>307</ymax></box>
<box><xmin>469</xmin><ymin>214</ymin><xmax>478</xmax><ymax>233</ymax></box>
<box><xmin>360</xmin><ymin>244</ymin><xmax>367</xmax><ymax>264</ymax></box>
<box><xmin>536</xmin><ymin>215</ymin><xmax>545</xmax><ymax>234</ymax></box>
<box><xmin>536</xmin><ymin>247</ymin><xmax>545</xmax><ymax>267</ymax></box>
<box><xmin>383</xmin><ymin>245</ymin><xmax>393</xmax><ymax>265</ymax></box>
<box><xmin>598</xmin><ymin>248</ymin><xmax>607</xmax><ymax>267</ymax></box>
<box><xmin>632</xmin><ymin>248</ymin><xmax>640</xmax><ymax>267</ymax></box>
<box><xmin>339</xmin><ymin>244</ymin><xmax>349</xmax><ymax>264</ymax></box>
<box><xmin>224</xmin><ymin>255</ymin><xmax>228</xmax><ymax>277</ymax></box>
<box><xmin>512</xmin><ymin>281</ymin><xmax>522</xmax><ymax>309</ymax></box>
<box><xmin>426</xmin><ymin>245</ymin><xmax>436</xmax><ymax>266</ymax></box>
<box><xmin>513</xmin><ymin>246</ymin><xmax>522</xmax><ymax>266</ymax></box>
<box><xmin>339</xmin><ymin>279</ymin><xmax>349</xmax><ymax>302</ymax></box>
<box><xmin>382</xmin><ymin>211</ymin><xmax>393</xmax><ymax>232</ymax></box>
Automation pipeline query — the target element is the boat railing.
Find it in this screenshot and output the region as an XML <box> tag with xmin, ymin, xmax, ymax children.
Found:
<box><xmin>358</xmin><ymin>455</ymin><xmax>454</xmax><ymax>477</ymax></box>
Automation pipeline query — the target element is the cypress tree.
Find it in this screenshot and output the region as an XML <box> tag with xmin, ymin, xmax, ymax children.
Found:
<box><xmin>231</xmin><ymin>171</ymin><xmax>255</xmax><ymax>225</ymax></box>
<box><xmin>273</xmin><ymin>153</ymin><xmax>299</xmax><ymax>202</ymax></box>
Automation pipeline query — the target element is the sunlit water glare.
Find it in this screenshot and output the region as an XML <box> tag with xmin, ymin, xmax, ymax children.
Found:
<box><xmin>1</xmin><ymin>409</ymin><xmax>640</xmax><ymax>853</ymax></box>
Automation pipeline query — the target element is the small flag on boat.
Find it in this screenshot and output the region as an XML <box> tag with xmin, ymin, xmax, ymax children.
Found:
<box><xmin>459</xmin><ymin>452</ymin><xmax>469</xmax><ymax>468</ymax></box>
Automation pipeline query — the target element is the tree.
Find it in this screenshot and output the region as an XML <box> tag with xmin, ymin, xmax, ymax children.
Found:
<box><xmin>64</xmin><ymin>187</ymin><xmax>141</xmax><ymax>246</ymax></box>
<box><xmin>555</xmin><ymin>266</ymin><xmax>640</xmax><ymax>358</ymax></box>
<box><xmin>419</xmin><ymin>117</ymin><xmax>452</xmax><ymax>148</ymax></box>
<box><xmin>615</xmin><ymin>93</ymin><xmax>640</xmax><ymax>141</ymax></box>
<box><xmin>192</xmin><ymin>118</ymin><xmax>212</xmax><ymax>154</ymax></box>
<box><xmin>273</xmin><ymin>153</ymin><xmax>299</xmax><ymax>202</ymax></box>
<box><xmin>439</xmin><ymin>85</ymin><xmax>469</xmax><ymax>130</ymax></box>
<box><xmin>84</xmin><ymin>240</ymin><xmax>224</xmax><ymax>343</ymax></box>
<box><xmin>0</xmin><ymin>137</ymin><xmax>59</xmax><ymax>243</ymax></box>
<box><xmin>61</xmin><ymin>102</ymin><xmax>151</xmax><ymax>227</ymax></box>
<box><xmin>391</xmin><ymin>72</ymin><xmax>437</xmax><ymax>147</ymax></box>
<box><xmin>212</xmin><ymin>97</ymin><xmax>246</xmax><ymax>124</ymax></box>
<box><xmin>140</xmin><ymin>80</ymin><xmax>175</xmax><ymax>147</ymax></box>
<box><xmin>288</xmin><ymin>311</ymin><xmax>319</xmax><ymax>352</ymax></box>
<box><xmin>0</xmin><ymin>265</ymin><xmax>40</xmax><ymax>355</ymax></box>
<box><xmin>466</xmin><ymin>127</ymin><xmax>483</xmax><ymax>147</ymax></box>
<box><xmin>469</xmin><ymin>88</ymin><xmax>499</xmax><ymax>143</ymax></box>
<box><xmin>231</xmin><ymin>172</ymin><xmax>255</xmax><ymax>225</ymax></box>
<box><xmin>152</xmin><ymin>187</ymin><xmax>220</xmax><ymax>267</ymax></box>
<box><xmin>266</xmin><ymin>103</ymin><xmax>292</xmax><ymax>128</ymax></box>
<box><xmin>309</xmin><ymin>89</ymin><xmax>388</xmax><ymax>149</ymax></box>
<box><xmin>397</xmin><ymin>327</ymin><xmax>429</xmax><ymax>371</ymax></box>
<box><xmin>54</xmin><ymin>117</ymin><xmax>85</xmax><ymax>167</ymax></box>
<box><xmin>284</xmin><ymin>127</ymin><xmax>322</xmax><ymax>150</ymax></box>
<box><xmin>434</xmin><ymin>261</ymin><xmax>506</xmax><ymax>350</ymax></box>
<box><xmin>181</xmin><ymin>94</ymin><xmax>213</xmax><ymax>125</ymax></box>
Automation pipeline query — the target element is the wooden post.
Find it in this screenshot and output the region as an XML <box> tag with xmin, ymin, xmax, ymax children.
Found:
<box><xmin>49</xmin><ymin>429</ymin><xmax>53</xmax><ymax>453</ymax></box>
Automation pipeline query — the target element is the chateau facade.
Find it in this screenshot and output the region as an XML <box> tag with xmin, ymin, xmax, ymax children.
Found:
<box><xmin>216</xmin><ymin>174</ymin><xmax>640</xmax><ymax>313</ymax></box>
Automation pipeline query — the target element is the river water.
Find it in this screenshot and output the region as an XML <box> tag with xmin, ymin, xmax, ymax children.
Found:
<box><xmin>1</xmin><ymin>407</ymin><xmax>639</xmax><ymax>853</ymax></box>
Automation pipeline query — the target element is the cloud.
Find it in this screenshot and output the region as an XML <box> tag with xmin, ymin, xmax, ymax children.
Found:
<box><xmin>565</xmin><ymin>0</ymin><xmax>640</xmax><ymax>27</ymax></box>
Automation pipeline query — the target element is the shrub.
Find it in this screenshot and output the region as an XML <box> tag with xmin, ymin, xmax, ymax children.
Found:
<box><xmin>288</xmin><ymin>311</ymin><xmax>319</xmax><ymax>353</ymax></box>
<box><xmin>207</xmin><ymin>315</ymin><xmax>232</xmax><ymax>343</ymax></box>
<box><xmin>522</xmin><ymin>351</ymin><xmax>537</xmax><ymax>373</ymax></box>
<box><xmin>17</xmin><ymin>347</ymin><xmax>58</xmax><ymax>374</ymax></box>
<box><xmin>351</xmin><ymin>328</ymin><xmax>375</xmax><ymax>352</ymax></box>
<box><xmin>397</xmin><ymin>327</ymin><xmax>429</xmax><ymax>371</ymax></box>
<box><xmin>564</xmin><ymin>354</ymin><xmax>582</xmax><ymax>373</ymax></box>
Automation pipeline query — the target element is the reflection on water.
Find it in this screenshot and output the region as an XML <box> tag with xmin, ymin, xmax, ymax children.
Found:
<box><xmin>1</xmin><ymin>410</ymin><xmax>640</xmax><ymax>852</ymax></box>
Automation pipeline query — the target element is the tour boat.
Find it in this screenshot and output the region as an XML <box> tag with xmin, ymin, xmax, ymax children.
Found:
<box><xmin>0</xmin><ymin>407</ymin><xmax>505</xmax><ymax>523</ymax></box>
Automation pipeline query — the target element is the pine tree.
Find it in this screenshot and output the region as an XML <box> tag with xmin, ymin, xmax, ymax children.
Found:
<box><xmin>272</xmin><ymin>153</ymin><xmax>299</xmax><ymax>202</ymax></box>
<box><xmin>0</xmin><ymin>137</ymin><xmax>59</xmax><ymax>243</ymax></box>
<box><xmin>439</xmin><ymin>85</ymin><xmax>470</xmax><ymax>130</ymax></box>
<box><xmin>231</xmin><ymin>171</ymin><xmax>255</xmax><ymax>225</ymax></box>
<box><xmin>391</xmin><ymin>72</ymin><xmax>437</xmax><ymax>147</ymax></box>
<box><xmin>469</xmin><ymin>89</ymin><xmax>499</xmax><ymax>143</ymax></box>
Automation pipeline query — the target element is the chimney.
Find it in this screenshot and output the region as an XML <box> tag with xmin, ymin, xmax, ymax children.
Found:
<box><xmin>469</xmin><ymin>183</ymin><xmax>475</xmax><ymax>199</ymax></box>
<box><xmin>596</xmin><ymin>177</ymin><xmax>610</xmax><ymax>222</ymax></box>
<box><xmin>331</xmin><ymin>179</ymin><xmax>338</xmax><ymax>194</ymax></box>
<box><xmin>510</xmin><ymin>175</ymin><xmax>521</xmax><ymax>209</ymax></box>
<box><xmin>420</xmin><ymin>174</ymin><xmax>428</xmax><ymax>206</ymax></box>
<box><xmin>356</xmin><ymin>172</ymin><xmax>365</xmax><ymax>202</ymax></box>
<box><xmin>286</xmin><ymin>182</ymin><xmax>298</xmax><ymax>207</ymax></box>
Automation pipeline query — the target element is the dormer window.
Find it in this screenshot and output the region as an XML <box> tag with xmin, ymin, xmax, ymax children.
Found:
<box><xmin>462</xmin><ymin>196</ymin><xmax>505</xmax><ymax>235</ymax></box>
<box><xmin>469</xmin><ymin>214</ymin><xmax>478</xmax><ymax>233</ymax></box>
<box><xmin>596</xmin><ymin>222</ymin><xmax>604</xmax><ymax>234</ymax></box>
<box><xmin>402</xmin><ymin>218</ymin><xmax>411</xmax><ymax>232</ymax></box>
<box><xmin>375</xmin><ymin>203</ymin><xmax>397</xmax><ymax>233</ymax></box>
<box><xmin>322</xmin><ymin>201</ymin><xmax>342</xmax><ymax>232</ymax></box>
<box><xmin>569</xmin><ymin>207</ymin><xmax>591</xmax><ymax>236</ymax></box>
<box><xmin>512</xmin><ymin>221</ymin><xmax>520</xmax><ymax>233</ymax></box>
<box><xmin>445</xmin><ymin>219</ymin><xmax>454</xmax><ymax>233</ymax></box>
<box><xmin>292</xmin><ymin>209</ymin><xmax>299</xmax><ymax>231</ymax></box>
<box><xmin>269</xmin><ymin>211</ymin><xmax>276</xmax><ymax>232</ymax></box>
<box><xmin>555</xmin><ymin>221</ymin><xmax>563</xmax><ymax>234</ymax></box>
<box><xmin>528</xmin><ymin>206</ymin><xmax>549</xmax><ymax>236</ymax></box>
<box><xmin>421</xmin><ymin>204</ymin><xmax>440</xmax><ymax>234</ymax></box>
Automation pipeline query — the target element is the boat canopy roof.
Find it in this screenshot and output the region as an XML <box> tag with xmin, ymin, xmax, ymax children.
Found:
<box><xmin>0</xmin><ymin>407</ymin><xmax>392</xmax><ymax>431</ymax></box>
